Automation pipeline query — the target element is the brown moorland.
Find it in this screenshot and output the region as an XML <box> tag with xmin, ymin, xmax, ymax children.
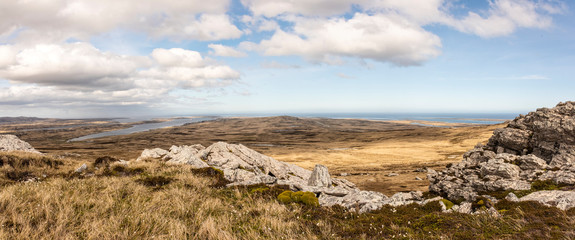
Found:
<box><xmin>3</xmin><ymin>116</ymin><xmax>504</xmax><ymax>195</ymax></box>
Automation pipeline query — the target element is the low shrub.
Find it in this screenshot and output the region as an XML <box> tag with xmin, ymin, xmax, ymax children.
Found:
<box><xmin>190</xmin><ymin>167</ymin><xmax>231</xmax><ymax>188</ymax></box>
<box><xmin>135</xmin><ymin>174</ymin><xmax>173</xmax><ymax>188</ymax></box>
<box><xmin>277</xmin><ymin>190</ymin><xmax>319</xmax><ymax>207</ymax></box>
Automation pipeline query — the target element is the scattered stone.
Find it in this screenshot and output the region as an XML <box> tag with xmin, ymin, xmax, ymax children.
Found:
<box><xmin>413</xmin><ymin>168</ymin><xmax>427</xmax><ymax>172</ymax></box>
<box><xmin>75</xmin><ymin>163</ymin><xmax>87</xmax><ymax>173</ymax></box>
<box><xmin>415</xmin><ymin>177</ymin><xmax>423</xmax><ymax>181</ymax></box>
<box><xmin>0</xmin><ymin>134</ymin><xmax>41</xmax><ymax>154</ymax></box>
<box><xmin>505</xmin><ymin>192</ymin><xmax>519</xmax><ymax>202</ymax></box>
<box><xmin>138</xmin><ymin>142</ymin><xmax>432</xmax><ymax>213</ymax></box>
<box><xmin>387</xmin><ymin>173</ymin><xmax>399</xmax><ymax>177</ymax></box>
<box><xmin>450</xmin><ymin>202</ymin><xmax>472</xmax><ymax>214</ymax></box>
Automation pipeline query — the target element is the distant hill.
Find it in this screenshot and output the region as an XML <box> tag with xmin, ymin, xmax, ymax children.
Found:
<box><xmin>0</xmin><ymin>117</ymin><xmax>47</xmax><ymax>124</ymax></box>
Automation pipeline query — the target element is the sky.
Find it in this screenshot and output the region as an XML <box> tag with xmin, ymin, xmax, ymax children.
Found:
<box><xmin>0</xmin><ymin>0</ymin><xmax>574</xmax><ymax>118</ymax></box>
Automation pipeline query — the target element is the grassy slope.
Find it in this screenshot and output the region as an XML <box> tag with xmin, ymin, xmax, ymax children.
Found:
<box><xmin>0</xmin><ymin>152</ymin><xmax>574</xmax><ymax>239</ymax></box>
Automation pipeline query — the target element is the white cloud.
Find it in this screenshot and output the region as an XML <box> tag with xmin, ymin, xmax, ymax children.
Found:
<box><xmin>447</xmin><ymin>0</ymin><xmax>556</xmax><ymax>38</ymax></box>
<box><xmin>260</xmin><ymin>61</ymin><xmax>301</xmax><ymax>69</ymax></box>
<box><xmin>0</xmin><ymin>44</ymin><xmax>241</xmax><ymax>109</ymax></box>
<box><xmin>147</xmin><ymin>14</ymin><xmax>243</xmax><ymax>41</ymax></box>
<box><xmin>208</xmin><ymin>44</ymin><xmax>248</xmax><ymax>57</ymax></box>
<box><xmin>241</xmin><ymin>0</ymin><xmax>364</xmax><ymax>17</ymax></box>
<box><xmin>337</xmin><ymin>73</ymin><xmax>355</xmax><ymax>79</ymax></box>
<box><xmin>251</xmin><ymin>13</ymin><xmax>442</xmax><ymax>66</ymax></box>
<box><xmin>240</xmin><ymin>15</ymin><xmax>280</xmax><ymax>32</ymax></box>
<box><xmin>0</xmin><ymin>43</ymin><xmax>144</xmax><ymax>89</ymax></box>
<box><xmin>486</xmin><ymin>75</ymin><xmax>551</xmax><ymax>80</ymax></box>
<box><xmin>364</xmin><ymin>0</ymin><xmax>449</xmax><ymax>24</ymax></box>
<box><xmin>0</xmin><ymin>0</ymin><xmax>240</xmax><ymax>43</ymax></box>
<box><xmin>152</xmin><ymin>48</ymin><xmax>205</xmax><ymax>68</ymax></box>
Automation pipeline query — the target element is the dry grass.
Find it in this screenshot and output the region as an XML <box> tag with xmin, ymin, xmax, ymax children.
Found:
<box><xmin>0</xmin><ymin>160</ymin><xmax>317</xmax><ymax>240</ymax></box>
<box><xmin>0</xmin><ymin>153</ymin><xmax>574</xmax><ymax>239</ymax></box>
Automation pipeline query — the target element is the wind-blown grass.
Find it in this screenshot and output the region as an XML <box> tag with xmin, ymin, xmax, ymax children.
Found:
<box><xmin>0</xmin><ymin>153</ymin><xmax>574</xmax><ymax>239</ymax></box>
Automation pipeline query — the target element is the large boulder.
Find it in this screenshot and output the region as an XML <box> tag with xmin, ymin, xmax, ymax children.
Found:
<box><xmin>0</xmin><ymin>134</ymin><xmax>41</xmax><ymax>154</ymax></box>
<box><xmin>429</xmin><ymin>101</ymin><xmax>575</xmax><ymax>210</ymax></box>
<box><xmin>308</xmin><ymin>164</ymin><xmax>332</xmax><ymax>187</ymax></box>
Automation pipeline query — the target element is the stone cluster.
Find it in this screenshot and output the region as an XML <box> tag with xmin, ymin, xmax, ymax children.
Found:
<box><xmin>138</xmin><ymin>142</ymin><xmax>432</xmax><ymax>213</ymax></box>
<box><xmin>429</xmin><ymin>101</ymin><xmax>575</xmax><ymax>210</ymax></box>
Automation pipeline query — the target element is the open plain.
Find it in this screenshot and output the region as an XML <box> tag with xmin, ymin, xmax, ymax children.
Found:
<box><xmin>1</xmin><ymin>116</ymin><xmax>504</xmax><ymax>195</ymax></box>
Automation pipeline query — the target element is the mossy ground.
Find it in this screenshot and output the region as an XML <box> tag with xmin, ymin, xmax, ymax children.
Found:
<box><xmin>0</xmin><ymin>152</ymin><xmax>574</xmax><ymax>239</ymax></box>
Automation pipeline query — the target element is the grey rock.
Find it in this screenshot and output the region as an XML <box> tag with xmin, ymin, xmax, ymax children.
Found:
<box><xmin>382</xmin><ymin>191</ymin><xmax>423</xmax><ymax>207</ymax></box>
<box><xmin>75</xmin><ymin>163</ymin><xmax>87</xmax><ymax>173</ymax></box>
<box><xmin>450</xmin><ymin>202</ymin><xmax>472</xmax><ymax>214</ymax></box>
<box><xmin>165</xmin><ymin>145</ymin><xmax>208</xmax><ymax>168</ymax></box>
<box><xmin>430</xmin><ymin>102</ymin><xmax>575</xmax><ymax>203</ymax></box>
<box><xmin>487</xmin><ymin>207</ymin><xmax>501</xmax><ymax>218</ymax></box>
<box><xmin>136</xmin><ymin>148</ymin><xmax>169</xmax><ymax>161</ymax></box>
<box><xmin>517</xmin><ymin>154</ymin><xmax>547</xmax><ymax>170</ymax></box>
<box><xmin>0</xmin><ymin>134</ymin><xmax>41</xmax><ymax>154</ymax></box>
<box><xmin>415</xmin><ymin>177</ymin><xmax>423</xmax><ymax>181</ymax></box>
<box><xmin>308</xmin><ymin>164</ymin><xmax>332</xmax><ymax>187</ymax></box>
<box><xmin>519</xmin><ymin>191</ymin><xmax>575</xmax><ymax>210</ymax></box>
<box><xmin>479</xmin><ymin>159</ymin><xmax>520</xmax><ymax>179</ymax></box>
<box><xmin>319</xmin><ymin>190</ymin><xmax>389</xmax><ymax>213</ymax></box>
<box><xmin>488</xmin><ymin>128</ymin><xmax>531</xmax><ymax>153</ymax></box>
<box><xmin>387</xmin><ymin>173</ymin><xmax>399</xmax><ymax>177</ymax></box>
<box><xmin>505</xmin><ymin>192</ymin><xmax>519</xmax><ymax>202</ymax></box>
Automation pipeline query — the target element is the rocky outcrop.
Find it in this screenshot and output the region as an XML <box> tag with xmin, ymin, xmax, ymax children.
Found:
<box><xmin>429</xmin><ymin>101</ymin><xmax>575</xmax><ymax>210</ymax></box>
<box><xmin>0</xmin><ymin>134</ymin><xmax>41</xmax><ymax>154</ymax></box>
<box><xmin>138</xmin><ymin>142</ymin><xmax>433</xmax><ymax>213</ymax></box>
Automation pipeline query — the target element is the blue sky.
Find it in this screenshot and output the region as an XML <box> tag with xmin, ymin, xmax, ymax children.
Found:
<box><xmin>0</xmin><ymin>0</ymin><xmax>573</xmax><ymax>118</ymax></box>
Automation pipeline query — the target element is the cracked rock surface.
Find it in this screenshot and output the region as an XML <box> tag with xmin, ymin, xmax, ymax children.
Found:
<box><xmin>429</xmin><ymin>101</ymin><xmax>575</xmax><ymax>210</ymax></box>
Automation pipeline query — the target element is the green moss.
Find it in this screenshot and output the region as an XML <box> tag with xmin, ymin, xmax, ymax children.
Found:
<box><xmin>249</xmin><ymin>187</ymin><xmax>269</xmax><ymax>194</ymax></box>
<box><xmin>440</xmin><ymin>199</ymin><xmax>454</xmax><ymax>210</ymax></box>
<box><xmin>277</xmin><ymin>191</ymin><xmax>319</xmax><ymax>207</ymax></box>
<box><xmin>300</xmin><ymin>192</ymin><xmax>319</xmax><ymax>207</ymax></box>
<box><xmin>277</xmin><ymin>190</ymin><xmax>293</xmax><ymax>204</ymax></box>
<box><xmin>291</xmin><ymin>191</ymin><xmax>304</xmax><ymax>202</ymax></box>
<box><xmin>531</xmin><ymin>180</ymin><xmax>561</xmax><ymax>191</ymax></box>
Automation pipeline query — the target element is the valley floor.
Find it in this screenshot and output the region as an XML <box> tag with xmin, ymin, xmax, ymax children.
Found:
<box><xmin>2</xmin><ymin>116</ymin><xmax>504</xmax><ymax>195</ymax></box>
